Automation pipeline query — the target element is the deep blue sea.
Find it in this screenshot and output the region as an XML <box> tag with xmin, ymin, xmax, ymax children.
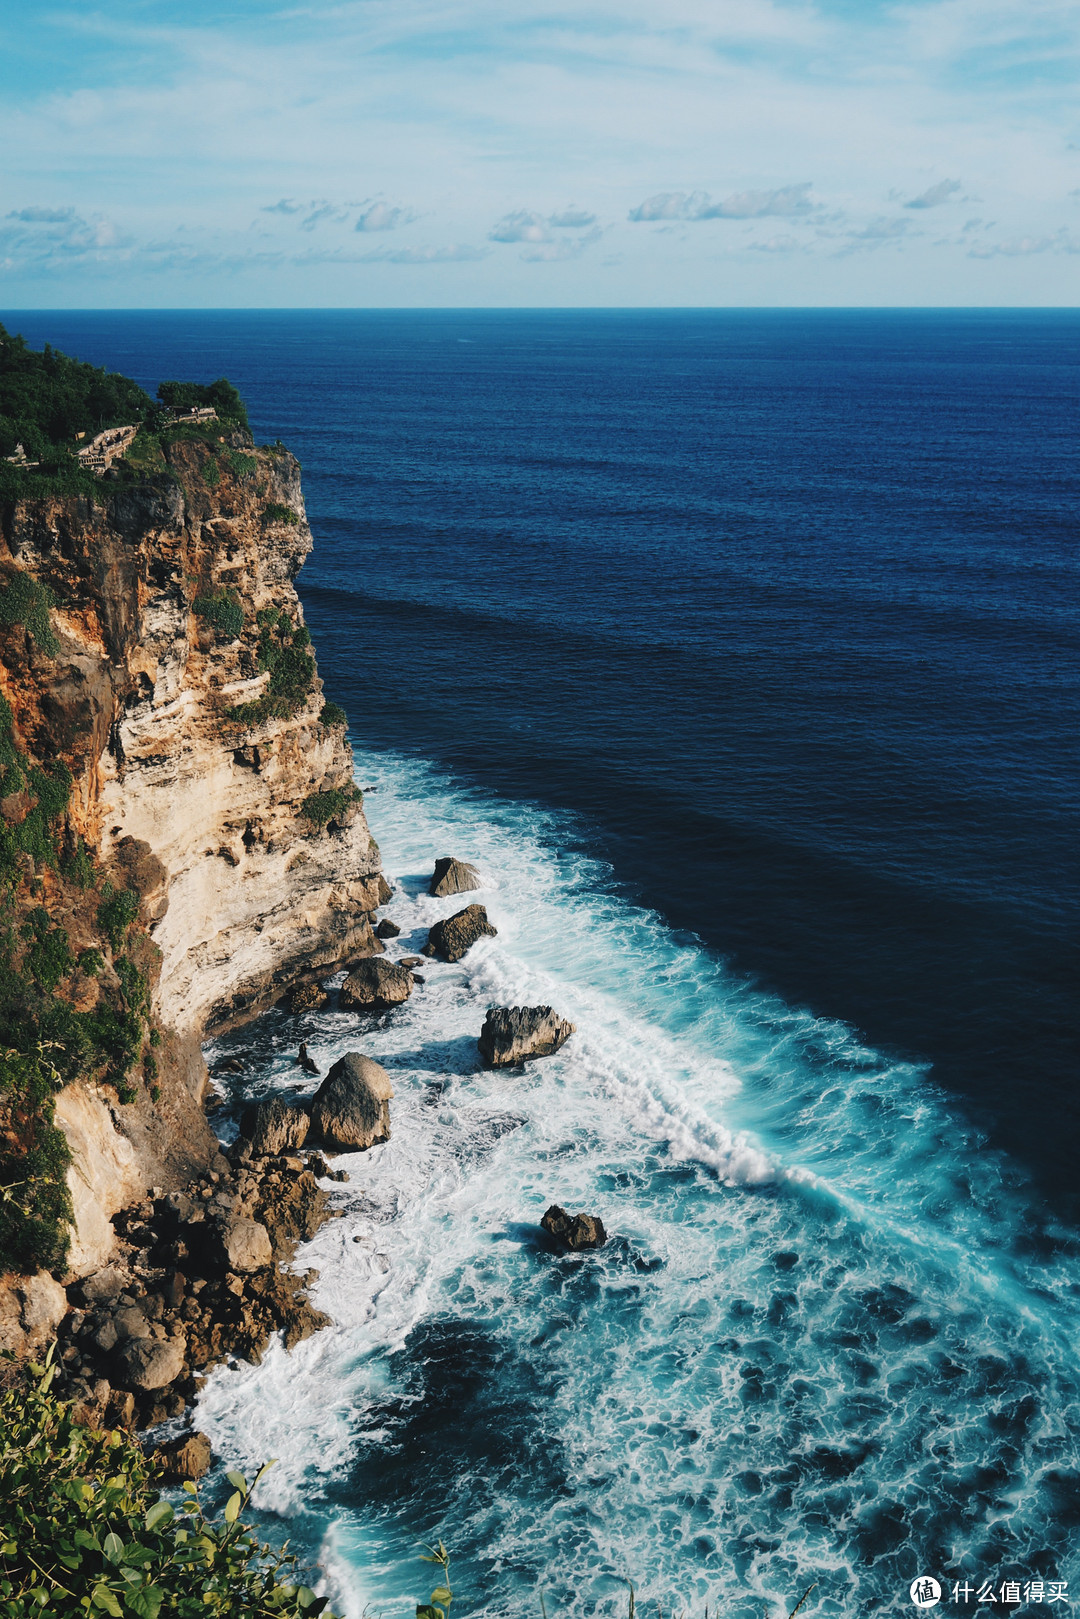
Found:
<box><xmin>7</xmin><ymin>310</ymin><xmax>1079</xmax><ymax>1616</ymax></box>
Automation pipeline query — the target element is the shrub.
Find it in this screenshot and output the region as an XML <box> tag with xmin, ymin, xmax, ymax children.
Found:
<box><xmin>0</xmin><ymin>1041</ymin><xmax>72</xmax><ymax>1272</ymax></box>
<box><xmin>269</xmin><ymin>646</ymin><xmax>315</xmax><ymax>702</ymax></box>
<box><xmin>77</xmin><ymin>948</ymin><xmax>104</xmax><ymax>977</ymax></box>
<box><xmin>22</xmin><ymin>909</ymin><xmax>73</xmax><ymax>993</ymax></box>
<box><xmin>193</xmin><ymin>590</ymin><xmax>244</xmax><ymax>641</ymax></box>
<box><xmin>61</xmin><ymin>836</ymin><xmax>95</xmax><ymax>890</ymax></box>
<box><xmin>0</xmin><ymin>1359</ymin><xmax>336</xmax><ymax>1618</ymax></box>
<box><xmin>226</xmin><ymin>450</ymin><xmax>258</xmax><ymax>479</ymax></box>
<box><xmin>224</xmin><ymin>695</ymin><xmax>295</xmax><ymax>728</ymax></box>
<box><xmin>0</xmin><ymin>571</ymin><xmax>59</xmax><ymax>656</ymax></box>
<box><xmin>300</xmin><ymin>786</ymin><xmax>361</xmax><ymax>826</ymax></box>
<box><xmin>319</xmin><ymin>702</ymin><xmax>347</xmax><ymax>729</ymax></box>
<box><xmin>262</xmin><ymin>502</ymin><xmax>299</xmax><ymax>526</ymax></box>
<box><xmin>201</xmin><ymin>458</ymin><xmax>221</xmax><ymax>488</ymax></box>
<box><xmin>97</xmin><ymin>886</ymin><xmax>140</xmax><ymax>953</ymax></box>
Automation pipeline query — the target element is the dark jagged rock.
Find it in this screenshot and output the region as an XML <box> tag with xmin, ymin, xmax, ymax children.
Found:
<box><xmin>297</xmin><ymin>1042</ymin><xmax>319</xmax><ymax>1075</ymax></box>
<box><xmin>428</xmin><ymin>857</ymin><xmax>482</xmax><ymax>898</ymax></box>
<box><xmin>375</xmin><ymin>918</ymin><xmax>400</xmax><ymax>939</ymax></box>
<box><xmin>309</xmin><ymin>1053</ymin><xmax>393</xmax><ymax>1151</ymax></box>
<box><xmin>478</xmin><ymin>1005</ymin><xmax>575</xmax><ymax>1068</ymax></box>
<box><xmin>340</xmin><ymin>957</ymin><xmax>413</xmax><ymax>1010</ymax></box>
<box><xmin>288</xmin><ymin>981</ymin><xmax>327</xmax><ymax>1014</ymax></box>
<box><xmin>423</xmin><ymin>904</ymin><xmax>497</xmax><ymax>963</ymax></box>
<box><xmin>119</xmin><ymin>1334</ymin><xmax>187</xmax><ymax>1390</ymax></box>
<box><xmin>541</xmin><ymin>1204</ymin><xmax>607</xmax><ymax>1251</ymax></box>
<box><xmin>240</xmin><ymin>1096</ymin><xmax>311</xmax><ymax>1155</ymax></box>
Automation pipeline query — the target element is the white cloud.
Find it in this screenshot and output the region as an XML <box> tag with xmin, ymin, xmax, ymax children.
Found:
<box><xmin>355</xmin><ymin>201</ymin><xmax>415</xmax><ymax>232</ymax></box>
<box><xmin>747</xmin><ymin>233</ymin><xmax>802</xmax><ymax>252</ymax></box>
<box><xmin>968</xmin><ymin>230</ymin><xmax>1080</xmax><ymax>256</ymax></box>
<box><xmin>489</xmin><ymin>210</ymin><xmax>551</xmax><ymax>243</ymax></box>
<box><xmin>548</xmin><ymin>206</ymin><xmax>597</xmax><ymax>228</ymax></box>
<box><xmin>261</xmin><ymin>198</ymin><xmax>304</xmax><ymax>215</ymax></box>
<box><xmin>905</xmin><ymin>178</ymin><xmax>962</xmax><ymax>209</ymax></box>
<box><xmin>520</xmin><ymin>227</ymin><xmax>602</xmax><ymax>261</ymax></box>
<box><xmin>629</xmin><ymin>184</ymin><xmax>814</xmax><ymax>222</ymax></box>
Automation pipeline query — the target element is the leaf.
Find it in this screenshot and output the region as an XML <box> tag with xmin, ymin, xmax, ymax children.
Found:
<box><xmin>181</xmin><ymin>1482</ymin><xmax>198</xmax><ymax>1496</ymax></box>
<box><xmin>225</xmin><ymin>1472</ymin><xmax>247</xmax><ymax>1493</ymax></box>
<box><xmin>223</xmin><ymin>1491</ymin><xmax>242</xmax><ymax>1524</ymax></box>
<box><xmin>91</xmin><ymin>1587</ymin><xmax>123</xmax><ymax>1617</ymax></box>
<box><xmin>297</xmin><ymin>1590</ymin><xmax>317</xmax><ymax>1610</ymax></box>
<box><xmin>103</xmin><ymin>1533</ymin><xmax>124</xmax><ymax>1565</ymax></box>
<box><xmin>430</xmin><ymin>1588</ymin><xmax>452</xmax><ymax>1605</ymax></box>
<box><xmin>125</xmin><ymin>1586</ymin><xmax>163</xmax><ymax>1619</ymax></box>
<box><xmin>144</xmin><ymin>1502</ymin><xmax>173</xmax><ymax>1532</ymax></box>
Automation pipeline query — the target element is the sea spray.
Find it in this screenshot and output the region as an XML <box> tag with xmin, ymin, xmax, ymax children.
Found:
<box><xmin>199</xmin><ymin>749</ymin><xmax>1080</xmax><ymax>1618</ymax></box>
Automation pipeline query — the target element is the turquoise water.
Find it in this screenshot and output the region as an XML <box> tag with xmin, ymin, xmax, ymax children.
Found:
<box><xmin>200</xmin><ymin>751</ymin><xmax>1080</xmax><ymax>1618</ymax></box>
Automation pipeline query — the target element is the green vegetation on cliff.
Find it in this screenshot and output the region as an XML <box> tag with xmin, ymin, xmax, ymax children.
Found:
<box><xmin>0</xmin><ymin>1355</ymin><xmax>336</xmax><ymax>1618</ymax></box>
<box><xmin>0</xmin><ymin>699</ymin><xmax>160</xmax><ymax>1271</ymax></box>
<box><xmin>0</xmin><ymin>325</ymin><xmax>152</xmax><ymax>468</ymax></box>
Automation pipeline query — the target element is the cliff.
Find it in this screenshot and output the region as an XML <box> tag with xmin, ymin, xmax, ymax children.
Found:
<box><xmin>0</xmin><ymin>421</ymin><xmax>382</xmax><ymax>1287</ymax></box>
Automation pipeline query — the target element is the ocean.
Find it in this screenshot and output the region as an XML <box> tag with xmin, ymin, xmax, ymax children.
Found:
<box><xmin>6</xmin><ymin>309</ymin><xmax>1079</xmax><ymax>1616</ymax></box>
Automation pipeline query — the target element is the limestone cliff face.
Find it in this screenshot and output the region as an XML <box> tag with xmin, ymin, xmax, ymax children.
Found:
<box><xmin>1</xmin><ymin>429</ymin><xmax>382</xmax><ymax>1271</ymax></box>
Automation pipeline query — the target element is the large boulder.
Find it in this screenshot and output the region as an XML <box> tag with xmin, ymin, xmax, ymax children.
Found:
<box><xmin>309</xmin><ymin>1053</ymin><xmax>394</xmax><ymax>1151</ymax></box>
<box><xmin>429</xmin><ymin>857</ymin><xmax>482</xmax><ymax>898</ymax></box>
<box><xmin>119</xmin><ymin>1334</ymin><xmax>187</xmax><ymax>1391</ymax></box>
<box><xmin>340</xmin><ymin>958</ymin><xmax>413</xmax><ymax>1011</ymax></box>
<box><xmin>241</xmin><ymin>1096</ymin><xmax>311</xmax><ymax>1155</ymax></box>
<box><xmin>541</xmin><ymin>1205</ymin><xmax>607</xmax><ymax>1251</ymax></box>
<box><xmin>478</xmin><ymin>1005</ymin><xmax>575</xmax><ymax>1068</ymax></box>
<box><xmin>424</xmin><ymin>904</ymin><xmax>497</xmax><ymax>963</ymax></box>
<box><xmin>221</xmin><ymin>1219</ymin><xmax>273</xmax><ymax>1272</ymax></box>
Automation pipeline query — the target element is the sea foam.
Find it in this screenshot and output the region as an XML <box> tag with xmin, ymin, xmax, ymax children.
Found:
<box><xmin>198</xmin><ymin>749</ymin><xmax>1080</xmax><ymax>1619</ymax></box>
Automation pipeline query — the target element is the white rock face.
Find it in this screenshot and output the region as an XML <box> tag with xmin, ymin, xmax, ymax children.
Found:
<box><xmin>54</xmin><ymin>1084</ymin><xmax>144</xmax><ymax>1276</ymax></box>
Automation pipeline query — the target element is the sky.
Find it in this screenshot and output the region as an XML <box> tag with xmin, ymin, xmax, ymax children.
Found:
<box><xmin>1</xmin><ymin>0</ymin><xmax>1079</xmax><ymax>307</ymax></box>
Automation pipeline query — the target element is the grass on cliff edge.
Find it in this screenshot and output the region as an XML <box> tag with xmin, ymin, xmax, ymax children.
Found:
<box><xmin>0</xmin><ymin>1351</ymin><xmax>336</xmax><ymax>1618</ymax></box>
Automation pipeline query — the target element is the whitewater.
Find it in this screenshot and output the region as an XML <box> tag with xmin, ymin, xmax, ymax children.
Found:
<box><xmin>198</xmin><ymin>745</ymin><xmax>1080</xmax><ymax>1619</ymax></box>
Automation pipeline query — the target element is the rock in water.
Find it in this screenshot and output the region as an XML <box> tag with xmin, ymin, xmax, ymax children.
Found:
<box><xmin>340</xmin><ymin>957</ymin><xmax>413</xmax><ymax>1010</ymax></box>
<box><xmin>478</xmin><ymin>1005</ymin><xmax>575</xmax><ymax>1068</ymax></box>
<box><xmin>309</xmin><ymin>1053</ymin><xmax>394</xmax><ymax>1151</ymax></box>
<box><xmin>429</xmin><ymin>857</ymin><xmax>483</xmax><ymax>898</ymax></box>
<box><xmin>156</xmin><ymin>1431</ymin><xmax>212</xmax><ymax>1482</ymax></box>
<box><xmin>424</xmin><ymin>904</ymin><xmax>497</xmax><ymax>963</ymax></box>
<box><xmin>241</xmin><ymin>1097</ymin><xmax>310</xmax><ymax>1155</ymax></box>
<box><xmin>541</xmin><ymin>1204</ymin><xmax>607</xmax><ymax>1251</ymax></box>
<box><xmin>375</xmin><ymin>918</ymin><xmax>401</xmax><ymax>939</ymax></box>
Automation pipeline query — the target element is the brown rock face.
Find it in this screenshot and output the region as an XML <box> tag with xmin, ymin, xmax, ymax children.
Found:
<box><xmin>309</xmin><ymin>1053</ymin><xmax>393</xmax><ymax>1151</ymax></box>
<box><xmin>541</xmin><ymin>1205</ymin><xmax>607</xmax><ymax>1251</ymax></box>
<box><xmin>156</xmin><ymin>1430</ymin><xmax>212</xmax><ymax>1482</ymax></box>
<box><xmin>340</xmin><ymin>957</ymin><xmax>413</xmax><ymax>1010</ymax></box>
<box><xmin>478</xmin><ymin>1005</ymin><xmax>575</xmax><ymax>1068</ymax></box>
<box><xmin>242</xmin><ymin>1097</ymin><xmax>311</xmax><ymax>1156</ymax></box>
<box><xmin>424</xmin><ymin>904</ymin><xmax>497</xmax><ymax>963</ymax></box>
<box><xmin>428</xmin><ymin>857</ymin><xmax>482</xmax><ymax>898</ymax></box>
<box><xmin>0</xmin><ymin>427</ymin><xmax>385</xmax><ymax>1274</ymax></box>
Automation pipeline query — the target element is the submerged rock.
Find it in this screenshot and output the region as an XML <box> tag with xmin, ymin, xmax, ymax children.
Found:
<box><xmin>478</xmin><ymin>1005</ymin><xmax>575</xmax><ymax>1069</ymax></box>
<box><xmin>428</xmin><ymin>857</ymin><xmax>482</xmax><ymax>898</ymax></box>
<box><xmin>340</xmin><ymin>957</ymin><xmax>413</xmax><ymax>1010</ymax></box>
<box><xmin>541</xmin><ymin>1204</ymin><xmax>607</xmax><ymax>1252</ymax></box>
<box><xmin>309</xmin><ymin>1052</ymin><xmax>394</xmax><ymax>1151</ymax></box>
<box><xmin>423</xmin><ymin>904</ymin><xmax>497</xmax><ymax>963</ymax></box>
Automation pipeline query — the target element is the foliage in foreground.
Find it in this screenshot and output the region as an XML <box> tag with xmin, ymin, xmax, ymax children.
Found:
<box><xmin>0</xmin><ymin>1353</ymin><xmax>335</xmax><ymax>1618</ymax></box>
